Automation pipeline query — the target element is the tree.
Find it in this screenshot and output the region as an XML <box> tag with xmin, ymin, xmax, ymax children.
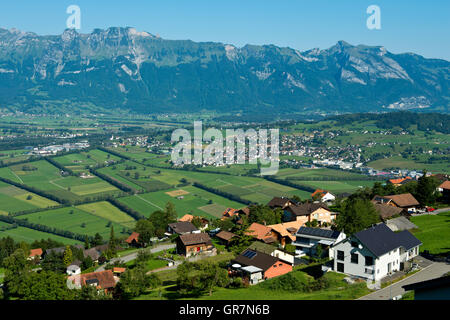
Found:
<box><xmin>248</xmin><ymin>205</ymin><xmax>282</xmax><ymax>225</ymax></box>
<box><xmin>91</xmin><ymin>233</ymin><xmax>103</xmax><ymax>247</ymax></box>
<box><xmin>135</xmin><ymin>219</ymin><xmax>155</xmax><ymax>246</ymax></box>
<box><xmin>108</xmin><ymin>226</ymin><xmax>117</xmax><ymax>256</ymax></box>
<box><xmin>415</xmin><ymin>172</ymin><xmax>439</xmax><ymax>206</ymax></box>
<box><xmin>63</xmin><ymin>246</ymin><xmax>73</xmax><ymax>267</ymax></box>
<box><xmin>335</xmin><ymin>198</ymin><xmax>380</xmax><ymax>235</ymax></box>
<box><xmin>176</xmin><ymin>261</ymin><xmax>228</xmax><ymax>296</ymax></box>
<box><xmin>84</xmin><ymin>236</ymin><xmax>90</xmax><ymax>249</ymax></box>
<box><xmin>2</xmin><ymin>249</ymin><xmax>31</xmax><ymax>296</ymax></box>
<box><xmin>120</xmin><ymin>266</ymin><xmax>161</xmax><ymax>297</ymax></box>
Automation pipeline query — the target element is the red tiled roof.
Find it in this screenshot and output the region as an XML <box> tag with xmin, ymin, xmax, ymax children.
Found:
<box><xmin>113</xmin><ymin>267</ymin><xmax>126</xmax><ymax>273</ymax></box>
<box><xmin>311</xmin><ymin>189</ymin><xmax>327</xmax><ymax>198</ymax></box>
<box><xmin>439</xmin><ymin>181</ymin><xmax>450</xmax><ymax>190</ymax></box>
<box><xmin>125</xmin><ymin>232</ymin><xmax>140</xmax><ymax>244</ymax></box>
<box><xmin>29</xmin><ymin>248</ymin><xmax>43</xmax><ymax>257</ymax></box>
<box><xmin>80</xmin><ymin>270</ymin><xmax>117</xmax><ymax>289</ymax></box>
<box><xmin>246</xmin><ymin>223</ymin><xmax>273</xmax><ymax>241</ymax></box>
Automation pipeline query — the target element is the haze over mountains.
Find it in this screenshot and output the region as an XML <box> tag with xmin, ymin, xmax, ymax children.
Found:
<box><xmin>0</xmin><ymin>27</ymin><xmax>449</xmax><ymax>115</ymax></box>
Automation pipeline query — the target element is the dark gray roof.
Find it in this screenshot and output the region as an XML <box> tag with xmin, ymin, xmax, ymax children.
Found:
<box><xmin>168</xmin><ymin>221</ymin><xmax>199</xmax><ymax>234</ymax></box>
<box><xmin>296</xmin><ymin>227</ymin><xmax>342</xmax><ymax>239</ymax></box>
<box><xmin>286</xmin><ymin>203</ymin><xmax>330</xmax><ymax>216</ymax></box>
<box><xmin>232</xmin><ymin>249</ymin><xmax>279</xmax><ymax>272</ymax></box>
<box><xmin>354</xmin><ymin>223</ymin><xmax>422</xmax><ymax>257</ymax></box>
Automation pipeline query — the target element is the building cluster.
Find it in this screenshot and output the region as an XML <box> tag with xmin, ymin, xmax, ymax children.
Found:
<box><xmin>26</xmin><ymin>141</ymin><xmax>90</xmax><ymax>156</ymax></box>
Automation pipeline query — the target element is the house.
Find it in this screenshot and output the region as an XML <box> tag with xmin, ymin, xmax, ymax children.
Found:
<box><xmin>215</xmin><ymin>231</ymin><xmax>238</xmax><ymax>246</ymax></box>
<box><xmin>282</xmin><ymin>202</ymin><xmax>334</xmax><ymax>226</ymax></box>
<box><xmin>66</xmin><ymin>264</ymin><xmax>81</xmax><ymax>276</ymax></box>
<box><xmin>230</xmin><ymin>249</ymin><xmax>293</xmax><ymax>284</ymax></box>
<box><xmin>44</xmin><ymin>245</ymin><xmax>84</xmax><ymax>258</ymax></box>
<box><xmin>267</xmin><ymin>197</ymin><xmax>295</xmax><ymax>210</ymax></box>
<box><xmin>293</xmin><ymin>227</ymin><xmax>346</xmax><ymax>258</ymax></box>
<box><xmin>311</xmin><ymin>189</ymin><xmax>336</xmax><ymax>203</ymax></box>
<box><xmin>179</xmin><ymin>214</ymin><xmax>209</xmax><ymax>230</ymax></box>
<box><xmin>438</xmin><ymin>181</ymin><xmax>450</xmax><ymax>203</ymax></box>
<box><xmin>372</xmin><ymin>203</ymin><xmax>404</xmax><ymax>221</ymax></box>
<box><xmin>331</xmin><ymin>223</ymin><xmax>422</xmax><ymax>281</ymax></box>
<box><xmin>28</xmin><ymin>248</ymin><xmax>43</xmax><ymax>261</ymax></box>
<box><xmin>248</xmin><ymin>241</ymin><xmax>295</xmax><ymax>266</ymax></box>
<box><xmin>167</xmin><ymin>221</ymin><xmax>199</xmax><ymax>235</ymax></box>
<box><xmin>83</xmin><ymin>245</ymin><xmax>110</xmax><ymax>263</ymax></box>
<box><xmin>372</xmin><ymin>193</ymin><xmax>420</xmax><ymax>212</ymax></box>
<box><xmin>176</xmin><ymin>233</ymin><xmax>216</xmax><ymax>257</ymax></box>
<box><xmin>246</xmin><ymin>223</ymin><xmax>276</xmax><ymax>244</ymax></box>
<box><xmin>68</xmin><ymin>270</ymin><xmax>117</xmax><ymax>293</ymax></box>
<box><xmin>267</xmin><ymin>220</ymin><xmax>303</xmax><ymax>247</ymax></box>
<box><xmin>113</xmin><ymin>267</ymin><xmax>126</xmax><ymax>277</ymax></box>
<box><xmin>385</xmin><ymin>216</ymin><xmax>418</xmax><ymax>232</ymax></box>
<box><xmin>402</xmin><ymin>275</ymin><xmax>450</xmax><ymax>300</ymax></box>
<box><xmin>222</xmin><ymin>208</ymin><xmax>239</xmax><ymax>219</ymax></box>
<box><xmin>125</xmin><ymin>232</ymin><xmax>141</xmax><ymax>247</ymax></box>
<box><xmin>388</xmin><ymin>177</ymin><xmax>413</xmax><ymax>187</ymax></box>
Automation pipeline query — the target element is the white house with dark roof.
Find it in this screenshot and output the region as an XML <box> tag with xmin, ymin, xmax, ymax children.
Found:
<box><xmin>293</xmin><ymin>227</ymin><xmax>346</xmax><ymax>258</ymax></box>
<box><xmin>331</xmin><ymin>223</ymin><xmax>422</xmax><ymax>281</ymax></box>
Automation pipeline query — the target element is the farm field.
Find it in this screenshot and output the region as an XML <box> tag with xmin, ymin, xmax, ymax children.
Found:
<box><xmin>0</xmin><ymin>222</ymin><xmax>81</xmax><ymax>245</ymax></box>
<box><xmin>410</xmin><ymin>212</ymin><xmax>450</xmax><ymax>255</ymax></box>
<box><xmin>368</xmin><ymin>156</ymin><xmax>450</xmax><ymax>173</ymax></box>
<box><xmin>118</xmin><ymin>186</ymin><xmax>239</xmax><ymax>219</ymax></box>
<box><xmin>54</xmin><ymin>149</ymin><xmax>121</xmax><ymax>174</ymax></box>
<box><xmin>0</xmin><ymin>160</ymin><xmax>120</xmax><ymax>202</ymax></box>
<box><xmin>17</xmin><ymin>207</ymin><xmax>130</xmax><ymax>239</ymax></box>
<box><xmin>0</xmin><ymin>181</ymin><xmax>58</xmax><ymax>214</ymax></box>
<box><xmin>76</xmin><ymin>201</ymin><xmax>136</xmax><ymax>229</ymax></box>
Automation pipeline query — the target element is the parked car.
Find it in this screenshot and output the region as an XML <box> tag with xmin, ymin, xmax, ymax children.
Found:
<box><xmin>426</xmin><ymin>207</ymin><xmax>436</xmax><ymax>212</ymax></box>
<box><xmin>416</xmin><ymin>208</ymin><xmax>427</xmax><ymax>214</ymax></box>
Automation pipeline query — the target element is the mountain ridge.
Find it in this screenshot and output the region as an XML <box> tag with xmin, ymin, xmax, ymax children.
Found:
<box><xmin>0</xmin><ymin>27</ymin><xmax>448</xmax><ymax>115</ymax></box>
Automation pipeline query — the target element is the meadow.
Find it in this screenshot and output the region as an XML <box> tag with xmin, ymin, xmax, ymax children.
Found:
<box><xmin>0</xmin><ymin>222</ymin><xmax>81</xmax><ymax>245</ymax></box>
<box><xmin>76</xmin><ymin>201</ymin><xmax>137</xmax><ymax>229</ymax></box>
<box><xmin>410</xmin><ymin>212</ymin><xmax>450</xmax><ymax>255</ymax></box>
<box><xmin>0</xmin><ymin>160</ymin><xmax>120</xmax><ymax>202</ymax></box>
<box><xmin>0</xmin><ymin>180</ymin><xmax>58</xmax><ymax>214</ymax></box>
<box><xmin>17</xmin><ymin>206</ymin><xmax>130</xmax><ymax>239</ymax></box>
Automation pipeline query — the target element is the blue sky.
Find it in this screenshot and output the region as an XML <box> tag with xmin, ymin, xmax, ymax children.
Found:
<box><xmin>1</xmin><ymin>0</ymin><xmax>449</xmax><ymax>60</ymax></box>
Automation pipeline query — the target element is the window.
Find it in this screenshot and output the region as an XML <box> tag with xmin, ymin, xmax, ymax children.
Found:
<box><xmin>337</xmin><ymin>250</ymin><xmax>344</xmax><ymax>261</ymax></box>
<box><xmin>337</xmin><ymin>263</ymin><xmax>344</xmax><ymax>273</ymax></box>
<box><xmin>365</xmin><ymin>256</ymin><xmax>374</xmax><ymax>266</ymax></box>
<box><xmin>351</xmin><ymin>241</ymin><xmax>359</xmax><ymax>248</ymax></box>
<box><xmin>351</xmin><ymin>253</ymin><xmax>359</xmax><ymax>264</ymax></box>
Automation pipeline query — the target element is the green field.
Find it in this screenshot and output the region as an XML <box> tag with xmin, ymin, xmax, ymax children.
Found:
<box><xmin>54</xmin><ymin>149</ymin><xmax>121</xmax><ymax>174</ymax></box>
<box><xmin>0</xmin><ymin>222</ymin><xmax>81</xmax><ymax>245</ymax></box>
<box><xmin>0</xmin><ymin>181</ymin><xmax>58</xmax><ymax>214</ymax></box>
<box><xmin>0</xmin><ymin>160</ymin><xmax>120</xmax><ymax>201</ymax></box>
<box><xmin>117</xmin><ymin>186</ymin><xmax>240</xmax><ymax>219</ymax></box>
<box><xmin>76</xmin><ymin>201</ymin><xmax>136</xmax><ymax>229</ymax></box>
<box><xmin>17</xmin><ymin>207</ymin><xmax>130</xmax><ymax>239</ymax></box>
<box><xmin>410</xmin><ymin>212</ymin><xmax>450</xmax><ymax>255</ymax></box>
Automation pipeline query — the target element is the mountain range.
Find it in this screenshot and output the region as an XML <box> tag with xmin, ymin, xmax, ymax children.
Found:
<box><xmin>0</xmin><ymin>27</ymin><xmax>449</xmax><ymax>115</ymax></box>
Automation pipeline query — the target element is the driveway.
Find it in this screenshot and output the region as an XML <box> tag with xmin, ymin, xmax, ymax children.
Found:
<box><xmin>411</xmin><ymin>207</ymin><xmax>450</xmax><ymax>217</ymax></box>
<box><xmin>95</xmin><ymin>243</ymin><xmax>176</xmax><ymax>272</ymax></box>
<box><xmin>357</xmin><ymin>261</ymin><xmax>450</xmax><ymax>300</ymax></box>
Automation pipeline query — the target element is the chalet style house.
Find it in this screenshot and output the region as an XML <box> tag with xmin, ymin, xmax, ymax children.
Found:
<box><xmin>246</xmin><ymin>222</ymin><xmax>277</xmax><ymax>244</ymax></box>
<box><xmin>372</xmin><ymin>193</ymin><xmax>420</xmax><ymax>213</ymax></box>
<box><xmin>438</xmin><ymin>181</ymin><xmax>450</xmax><ymax>203</ymax></box>
<box><xmin>293</xmin><ymin>227</ymin><xmax>346</xmax><ymax>258</ymax></box>
<box><xmin>330</xmin><ymin>223</ymin><xmax>422</xmax><ymax>281</ymax></box>
<box><xmin>230</xmin><ymin>248</ymin><xmax>293</xmax><ymax>285</ymax></box>
<box><xmin>67</xmin><ymin>270</ymin><xmax>117</xmax><ymax>293</ymax></box>
<box><xmin>282</xmin><ymin>202</ymin><xmax>334</xmax><ymax>226</ymax></box>
<box><xmin>176</xmin><ymin>233</ymin><xmax>216</xmax><ymax>257</ymax></box>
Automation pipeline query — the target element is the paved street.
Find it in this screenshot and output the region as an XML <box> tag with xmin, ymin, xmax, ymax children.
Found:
<box><xmin>95</xmin><ymin>243</ymin><xmax>176</xmax><ymax>272</ymax></box>
<box><xmin>358</xmin><ymin>261</ymin><xmax>450</xmax><ymax>300</ymax></box>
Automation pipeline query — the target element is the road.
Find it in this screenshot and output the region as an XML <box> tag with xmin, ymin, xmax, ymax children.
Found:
<box><xmin>411</xmin><ymin>207</ymin><xmax>450</xmax><ymax>217</ymax></box>
<box><xmin>95</xmin><ymin>243</ymin><xmax>176</xmax><ymax>272</ymax></box>
<box><xmin>358</xmin><ymin>261</ymin><xmax>450</xmax><ymax>300</ymax></box>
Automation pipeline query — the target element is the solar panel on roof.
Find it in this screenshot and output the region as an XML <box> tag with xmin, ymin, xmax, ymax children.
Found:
<box><xmin>242</xmin><ymin>250</ymin><xmax>257</xmax><ymax>259</ymax></box>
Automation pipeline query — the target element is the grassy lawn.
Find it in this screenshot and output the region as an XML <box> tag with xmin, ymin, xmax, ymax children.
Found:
<box><xmin>0</xmin><ymin>182</ymin><xmax>58</xmax><ymax>213</ymax></box>
<box><xmin>135</xmin><ymin>270</ymin><xmax>371</xmax><ymax>300</ymax></box>
<box><xmin>410</xmin><ymin>212</ymin><xmax>450</xmax><ymax>255</ymax></box>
